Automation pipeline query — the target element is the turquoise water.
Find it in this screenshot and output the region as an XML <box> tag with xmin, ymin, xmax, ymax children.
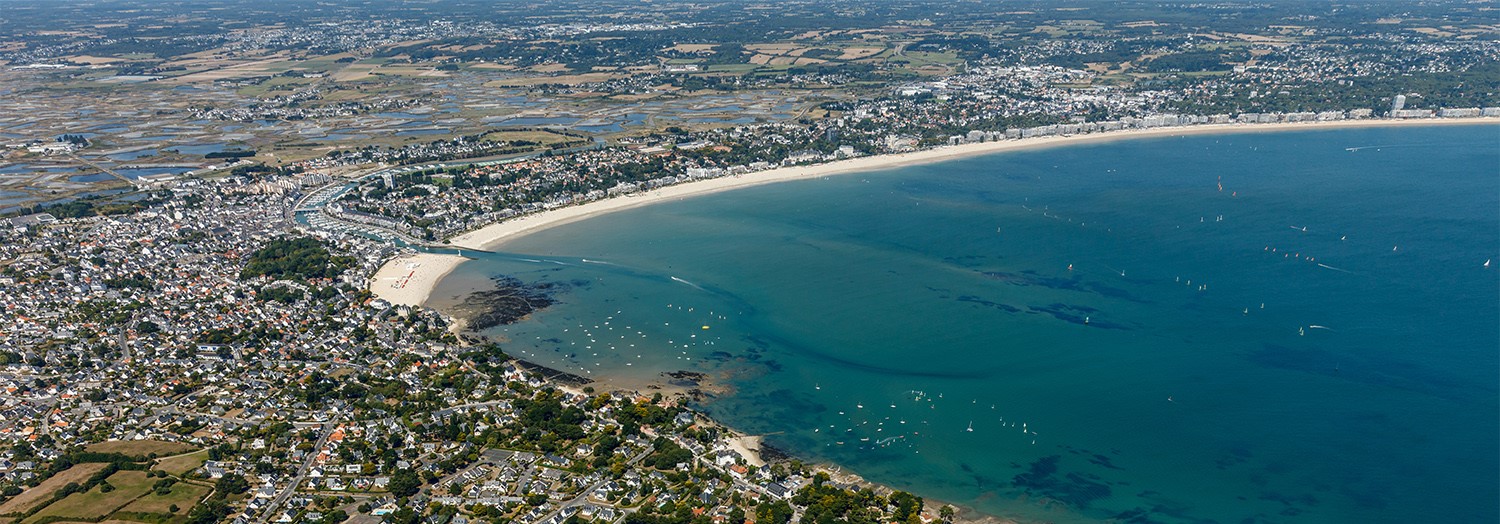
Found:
<box><xmin>430</xmin><ymin>125</ymin><xmax>1500</xmax><ymax>523</ymax></box>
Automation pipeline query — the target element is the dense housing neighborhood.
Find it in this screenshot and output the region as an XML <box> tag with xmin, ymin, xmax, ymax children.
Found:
<box><xmin>0</xmin><ymin>0</ymin><xmax>1495</xmax><ymax>523</ymax></box>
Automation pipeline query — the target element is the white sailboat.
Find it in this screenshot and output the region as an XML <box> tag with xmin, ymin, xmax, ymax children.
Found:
<box><xmin>966</xmin><ymin>421</ymin><xmax>974</xmax><ymax>432</ymax></box>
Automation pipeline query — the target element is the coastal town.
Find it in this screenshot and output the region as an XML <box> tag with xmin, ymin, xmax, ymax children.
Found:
<box><xmin>0</xmin><ymin>180</ymin><xmax>949</xmax><ymax>524</ymax></box>
<box><xmin>4</xmin><ymin>0</ymin><xmax>1497</xmax><ymax>213</ymax></box>
<box><xmin>0</xmin><ymin>0</ymin><xmax>1497</xmax><ymax>523</ymax></box>
<box><xmin>0</xmin><ymin>95</ymin><xmax>1490</xmax><ymax>524</ymax></box>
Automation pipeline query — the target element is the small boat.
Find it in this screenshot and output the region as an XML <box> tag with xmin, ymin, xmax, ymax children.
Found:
<box><xmin>966</xmin><ymin>421</ymin><xmax>974</xmax><ymax>432</ymax></box>
<box><xmin>1486</xmin><ymin>259</ymin><xmax>1492</xmax><ymax>268</ymax></box>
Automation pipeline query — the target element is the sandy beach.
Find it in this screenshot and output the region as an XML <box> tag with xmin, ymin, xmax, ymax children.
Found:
<box><xmin>448</xmin><ymin>117</ymin><xmax>1496</xmax><ymax>252</ymax></box>
<box><xmin>368</xmin><ymin>252</ymin><xmax>469</xmax><ymax>306</ymax></box>
<box><xmin>355</xmin><ymin>117</ymin><xmax>1493</xmax><ymax>524</ymax></box>
<box><xmin>375</xmin><ymin>117</ymin><xmax>1496</xmax><ymax>305</ymax></box>
<box><xmin>725</xmin><ymin>434</ymin><xmax>768</xmax><ymax>467</ymax></box>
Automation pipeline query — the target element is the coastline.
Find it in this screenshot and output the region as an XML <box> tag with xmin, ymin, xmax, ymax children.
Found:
<box><xmin>367</xmin><ymin>117</ymin><xmax>1492</xmax><ymax>523</ymax></box>
<box><xmin>368</xmin><ymin>252</ymin><xmax>469</xmax><ymax>306</ymax></box>
<box><xmin>372</xmin><ymin>116</ymin><xmax>1488</xmax><ymax>519</ymax></box>
<box><xmin>446</xmin><ymin>117</ymin><xmax>1497</xmax><ymax>254</ymax></box>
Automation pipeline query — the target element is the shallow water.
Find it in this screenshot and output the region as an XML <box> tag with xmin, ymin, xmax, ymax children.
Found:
<box><xmin>430</xmin><ymin>125</ymin><xmax>1499</xmax><ymax>523</ymax></box>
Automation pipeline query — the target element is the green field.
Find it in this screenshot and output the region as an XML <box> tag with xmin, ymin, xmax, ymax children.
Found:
<box><xmin>705</xmin><ymin>64</ymin><xmax>762</xmax><ymax>73</ymax></box>
<box><xmin>0</xmin><ymin>464</ymin><xmax>109</xmax><ymax>516</ymax></box>
<box><xmin>23</xmin><ymin>471</ymin><xmax>154</xmax><ymax>524</ymax></box>
<box><xmin>86</xmin><ymin>441</ymin><xmax>199</xmax><ymax>458</ymax></box>
<box><xmin>152</xmin><ymin>450</ymin><xmax>209</xmax><ymax>477</ymax></box>
<box><xmin>117</xmin><ymin>481</ymin><xmax>211</xmax><ymax>516</ymax></box>
<box><xmin>236</xmin><ymin>76</ymin><xmax>316</xmax><ymax>97</ymax></box>
<box><xmin>889</xmin><ymin>50</ymin><xmax>961</xmax><ymax>72</ymax></box>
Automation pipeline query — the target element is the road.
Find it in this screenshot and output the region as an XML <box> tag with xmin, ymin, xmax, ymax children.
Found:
<box><xmin>534</xmin><ymin>447</ymin><xmax>652</xmax><ymax>523</ymax></box>
<box><xmin>434</xmin><ymin>399</ymin><xmax>511</xmax><ymax>417</ymax></box>
<box><xmin>255</xmin><ymin>421</ymin><xmax>335</xmax><ymax>524</ymax></box>
<box><xmin>67</xmin><ymin>153</ymin><xmax>139</xmax><ymax>187</ymax></box>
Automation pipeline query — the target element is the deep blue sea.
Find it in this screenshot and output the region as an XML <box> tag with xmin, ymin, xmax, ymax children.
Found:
<box><xmin>429</xmin><ymin>125</ymin><xmax>1500</xmax><ymax>523</ymax></box>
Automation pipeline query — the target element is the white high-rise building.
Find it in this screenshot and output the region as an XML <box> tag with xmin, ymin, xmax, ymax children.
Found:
<box><xmin>1391</xmin><ymin>94</ymin><xmax>1407</xmax><ymax>112</ymax></box>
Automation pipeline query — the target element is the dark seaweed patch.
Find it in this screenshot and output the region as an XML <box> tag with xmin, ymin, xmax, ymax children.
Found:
<box><xmin>725</xmin><ymin>387</ymin><xmax>826</xmax><ymax>429</ymax></box>
<box><xmin>1012</xmin><ymin>455</ymin><xmax>1113</xmax><ymax>509</ymax></box>
<box><xmin>1108</xmin><ymin>508</ymin><xmax>1162</xmax><ymax>524</ymax></box>
<box><xmin>979</xmin><ymin>269</ymin><xmax>1146</xmax><ymax>303</ymax></box>
<box><xmin>1028</xmin><ymin>303</ymin><xmax>1129</xmax><ymax>330</ymax></box>
<box><xmin>1121</xmin><ymin>489</ymin><xmax>1230</xmax><ymax>524</ymax></box>
<box><xmin>1251</xmin><ymin>344</ymin><xmax>1477</xmax><ymax>401</ymax></box>
<box><xmin>943</xmin><ymin>255</ymin><xmax>992</xmax><ymax>267</ymax></box>
<box><xmin>1258</xmin><ymin>490</ymin><xmax>1320</xmax><ymax>512</ymax></box>
<box><xmin>1089</xmin><ymin>453</ymin><xmax>1123</xmax><ymax>470</ymax></box>
<box><xmin>454</xmin><ymin>275</ymin><xmax>563</xmax><ymax>330</ymax></box>
<box><xmin>956</xmin><ymin>295</ymin><xmax>1021</xmax><ymax>313</ymax></box>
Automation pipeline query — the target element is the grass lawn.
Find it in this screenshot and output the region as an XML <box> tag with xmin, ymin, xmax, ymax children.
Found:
<box><xmin>705</xmin><ymin>64</ymin><xmax>762</xmax><ymax>73</ymax></box>
<box><xmin>891</xmin><ymin>50</ymin><xmax>961</xmax><ymax>71</ymax></box>
<box><xmin>0</xmin><ymin>463</ymin><xmax>109</xmax><ymax>516</ymax></box>
<box><xmin>117</xmin><ymin>481</ymin><xmax>210</xmax><ymax>516</ymax></box>
<box><xmin>153</xmin><ymin>449</ymin><xmax>210</xmax><ymax>477</ymax></box>
<box><xmin>22</xmin><ymin>471</ymin><xmax>153</xmax><ymax>524</ymax></box>
<box><xmin>87</xmin><ymin>440</ymin><xmax>199</xmax><ymax>458</ymax></box>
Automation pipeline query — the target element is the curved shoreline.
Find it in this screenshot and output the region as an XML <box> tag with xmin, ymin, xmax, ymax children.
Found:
<box><xmin>375</xmin><ymin>117</ymin><xmax>1493</xmax><ymax>523</ymax></box>
<box><xmin>374</xmin><ymin>118</ymin><xmax>1496</xmax><ymax>308</ymax></box>
<box><xmin>445</xmin><ymin>117</ymin><xmax>1496</xmax><ymax>255</ymax></box>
